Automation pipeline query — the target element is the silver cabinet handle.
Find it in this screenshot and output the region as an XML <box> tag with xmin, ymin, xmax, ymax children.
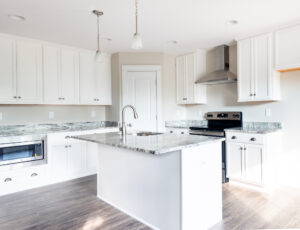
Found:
<box><xmin>183</xmin><ymin>98</ymin><xmax>187</xmax><ymax>100</ymax></box>
<box><xmin>250</xmin><ymin>137</ymin><xmax>256</xmax><ymax>142</ymax></box>
<box><xmin>231</xmin><ymin>136</ymin><xmax>237</xmax><ymax>139</ymax></box>
<box><xmin>65</xmin><ymin>145</ymin><xmax>68</xmax><ymax>148</ymax></box>
<box><xmin>18</xmin><ymin>96</ymin><xmax>21</xmax><ymax>99</ymax></box>
<box><xmin>240</xmin><ymin>147</ymin><xmax>243</xmax><ymax>151</ymax></box>
<box><xmin>170</xmin><ymin>130</ymin><xmax>173</xmax><ymax>133</ymax></box>
<box><xmin>31</xmin><ymin>173</ymin><xmax>38</xmax><ymax>177</ymax></box>
<box><xmin>253</xmin><ymin>93</ymin><xmax>256</xmax><ymax>97</ymax></box>
<box><xmin>181</xmin><ymin>132</ymin><xmax>184</xmax><ymax>134</ymax></box>
<box><xmin>4</xmin><ymin>178</ymin><xmax>12</xmax><ymax>182</ymax></box>
<box><xmin>68</xmin><ymin>145</ymin><xmax>71</xmax><ymax>148</ymax></box>
<box><xmin>13</xmin><ymin>96</ymin><xmax>17</xmax><ymax>99</ymax></box>
<box><xmin>244</xmin><ymin>147</ymin><xmax>247</xmax><ymax>151</ymax></box>
<box><xmin>62</xmin><ymin>97</ymin><xmax>65</xmax><ymax>100</ymax></box>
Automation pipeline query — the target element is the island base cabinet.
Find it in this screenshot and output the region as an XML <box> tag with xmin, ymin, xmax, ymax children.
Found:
<box><xmin>96</xmin><ymin>141</ymin><xmax>223</xmax><ymax>230</ymax></box>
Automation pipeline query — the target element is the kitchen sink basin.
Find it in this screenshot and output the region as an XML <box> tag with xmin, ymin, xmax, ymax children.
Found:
<box><xmin>128</xmin><ymin>131</ymin><xmax>163</xmax><ymax>136</ymax></box>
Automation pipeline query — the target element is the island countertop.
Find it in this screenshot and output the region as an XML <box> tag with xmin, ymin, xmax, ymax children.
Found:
<box><xmin>71</xmin><ymin>132</ymin><xmax>224</xmax><ymax>155</ymax></box>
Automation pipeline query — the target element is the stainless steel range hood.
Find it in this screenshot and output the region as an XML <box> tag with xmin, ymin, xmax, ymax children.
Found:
<box><xmin>196</xmin><ymin>45</ymin><xmax>237</xmax><ymax>85</ymax></box>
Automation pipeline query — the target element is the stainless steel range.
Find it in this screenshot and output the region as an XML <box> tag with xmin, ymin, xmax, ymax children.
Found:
<box><xmin>189</xmin><ymin>112</ymin><xmax>243</xmax><ymax>183</ymax></box>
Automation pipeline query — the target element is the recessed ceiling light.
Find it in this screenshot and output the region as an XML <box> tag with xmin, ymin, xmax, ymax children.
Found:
<box><xmin>226</xmin><ymin>20</ymin><xmax>239</xmax><ymax>25</ymax></box>
<box><xmin>8</xmin><ymin>14</ymin><xmax>26</xmax><ymax>21</ymax></box>
<box><xmin>167</xmin><ymin>40</ymin><xmax>179</xmax><ymax>45</ymax></box>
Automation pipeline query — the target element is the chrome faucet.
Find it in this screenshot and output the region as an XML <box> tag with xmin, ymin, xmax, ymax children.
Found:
<box><xmin>120</xmin><ymin>105</ymin><xmax>138</xmax><ymax>136</ymax></box>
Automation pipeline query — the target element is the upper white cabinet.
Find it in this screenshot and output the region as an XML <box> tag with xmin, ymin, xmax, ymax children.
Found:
<box><xmin>176</xmin><ymin>50</ymin><xmax>207</xmax><ymax>104</ymax></box>
<box><xmin>275</xmin><ymin>24</ymin><xmax>300</xmax><ymax>71</ymax></box>
<box><xmin>43</xmin><ymin>45</ymin><xmax>79</xmax><ymax>104</ymax></box>
<box><xmin>0</xmin><ymin>33</ymin><xmax>111</xmax><ymax>105</ymax></box>
<box><xmin>79</xmin><ymin>51</ymin><xmax>112</xmax><ymax>105</ymax></box>
<box><xmin>16</xmin><ymin>40</ymin><xmax>43</xmax><ymax>104</ymax></box>
<box><xmin>237</xmin><ymin>33</ymin><xmax>280</xmax><ymax>102</ymax></box>
<box><xmin>0</xmin><ymin>36</ymin><xmax>16</xmax><ymax>103</ymax></box>
<box><xmin>0</xmin><ymin>35</ymin><xmax>43</xmax><ymax>104</ymax></box>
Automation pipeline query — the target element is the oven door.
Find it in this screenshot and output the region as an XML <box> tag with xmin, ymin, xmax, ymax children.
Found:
<box><xmin>0</xmin><ymin>141</ymin><xmax>44</xmax><ymax>166</ymax></box>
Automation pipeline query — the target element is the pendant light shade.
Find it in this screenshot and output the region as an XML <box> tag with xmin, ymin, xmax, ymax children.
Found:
<box><xmin>131</xmin><ymin>33</ymin><xmax>143</xmax><ymax>49</ymax></box>
<box><xmin>93</xmin><ymin>10</ymin><xmax>104</xmax><ymax>62</ymax></box>
<box><xmin>131</xmin><ymin>0</ymin><xmax>143</xmax><ymax>49</ymax></box>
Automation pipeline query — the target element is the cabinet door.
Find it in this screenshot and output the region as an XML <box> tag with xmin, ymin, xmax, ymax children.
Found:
<box><xmin>226</xmin><ymin>142</ymin><xmax>243</xmax><ymax>180</ymax></box>
<box><xmin>43</xmin><ymin>45</ymin><xmax>60</xmax><ymax>104</ymax></box>
<box><xmin>61</xmin><ymin>48</ymin><xmax>78</xmax><ymax>104</ymax></box>
<box><xmin>0</xmin><ymin>36</ymin><xmax>16</xmax><ymax>103</ymax></box>
<box><xmin>79</xmin><ymin>51</ymin><xmax>96</xmax><ymax>104</ymax></box>
<box><xmin>238</xmin><ymin>39</ymin><xmax>253</xmax><ymax>101</ymax></box>
<box><xmin>185</xmin><ymin>53</ymin><xmax>195</xmax><ymax>103</ymax></box>
<box><xmin>244</xmin><ymin>144</ymin><xmax>263</xmax><ymax>185</ymax></box>
<box><xmin>95</xmin><ymin>55</ymin><xmax>112</xmax><ymax>105</ymax></box>
<box><xmin>68</xmin><ymin>142</ymin><xmax>86</xmax><ymax>177</ymax></box>
<box><xmin>275</xmin><ymin>24</ymin><xmax>300</xmax><ymax>70</ymax></box>
<box><xmin>176</xmin><ymin>56</ymin><xmax>186</xmax><ymax>104</ymax></box>
<box><xmin>16</xmin><ymin>40</ymin><xmax>42</xmax><ymax>104</ymax></box>
<box><xmin>253</xmin><ymin>34</ymin><xmax>271</xmax><ymax>100</ymax></box>
<box><xmin>50</xmin><ymin>145</ymin><xmax>69</xmax><ymax>182</ymax></box>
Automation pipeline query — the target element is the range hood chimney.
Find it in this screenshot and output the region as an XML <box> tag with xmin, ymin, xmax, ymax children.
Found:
<box><xmin>196</xmin><ymin>45</ymin><xmax>237</xmax><ymax>85</ymax></box>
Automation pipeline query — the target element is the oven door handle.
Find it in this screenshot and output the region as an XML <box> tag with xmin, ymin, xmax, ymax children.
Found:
<box><xmin>0</xmin><ymin>140</ymin><xmax>43</xmax><ymax>148</ymax></box>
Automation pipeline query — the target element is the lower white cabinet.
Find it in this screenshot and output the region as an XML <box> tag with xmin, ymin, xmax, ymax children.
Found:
<box><xmin>226</xmin><ymin>131</ymin><xmax>281</xmax><ymax>189</ymax></box>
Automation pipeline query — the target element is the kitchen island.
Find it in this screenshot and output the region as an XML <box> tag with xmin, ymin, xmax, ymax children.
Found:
<box><xmin>72</xmin><ymin>132</ymin><xmax>224</xmax><ymax>230</ymax></box>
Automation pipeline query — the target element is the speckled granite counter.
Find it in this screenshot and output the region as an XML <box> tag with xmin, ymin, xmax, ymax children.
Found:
<box><xmin>72</xmin><ymin>132</ymin><xmax>224</xmax><ymax>155</ymax></box>
<box><xmin>0</xmin><ymin>121</ymin><xmax>118</xmax><ymax>137</ymax></box>
<box><xmin>165</xmin><ymin>120</ymin><xmax>207</xmax><ymax>129</ymax></box>
<box><xmin>225</xmin><ymin>122</ymin><xmax>282</xmax><ymax>134</ymax></box>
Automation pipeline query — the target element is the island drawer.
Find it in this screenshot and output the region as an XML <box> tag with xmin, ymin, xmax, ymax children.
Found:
<box><xmin>226</xmin><ymin>132</ymin><xmax>264</xmax><ymax>145</ymax></box>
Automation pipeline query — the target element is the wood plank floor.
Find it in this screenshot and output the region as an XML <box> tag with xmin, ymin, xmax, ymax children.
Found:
<box><xmin>1</xmin><ymin>175</ymin><xmax>300</xmax><ymax>230</ymax></box>
<box><xmin>210</xmin><ymin>183</ymin><xmax>300</xmax><ymax>230</ymax></box>
<box><xmin>0</xmin><ymin>175</ymin><xmax>152</xmax><ymax>230</ymax></box>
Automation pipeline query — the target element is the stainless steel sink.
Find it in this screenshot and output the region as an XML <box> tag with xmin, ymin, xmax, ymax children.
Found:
<box><xmin>127</xmin><ymin>131</ymin><xmax>163</xmax><ymax>136</ymax></box>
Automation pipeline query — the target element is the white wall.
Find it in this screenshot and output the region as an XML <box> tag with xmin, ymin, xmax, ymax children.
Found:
<box><xmin>186</xmin><ymin>46</ymin><xmax>300</xmax><ymax>187</ymax></box>
<box><xmin>0</xmin><ymin>105</ymin><xmax>106</xmax><ymax>125</ymax></box>
<box><xmin>106</xmin><ymin>52</ymin><xmax>186</xmax><ymax>122</ymax></box>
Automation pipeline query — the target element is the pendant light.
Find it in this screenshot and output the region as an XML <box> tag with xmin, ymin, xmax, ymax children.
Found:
<box><xmin>93</xmin><ymin>10</ymin><xmax>104</xmax><ymax>62</ymax></box>
<box><xmin>131</xmin><ymin>0</ymin><xmax>143</xmax><ymax>49</ymax></box>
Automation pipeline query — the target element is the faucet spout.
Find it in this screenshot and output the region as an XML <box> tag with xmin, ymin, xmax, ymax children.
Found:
<box><xmin>121</xmin><ymin>105</ymin><xmax>139</xmax><ymax>136</ymax></box>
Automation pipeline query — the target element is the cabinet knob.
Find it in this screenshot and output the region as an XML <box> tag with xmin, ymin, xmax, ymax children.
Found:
<box><xmin>68</xmin><ymin>145</ymin><xmax>72</xmax><ymax>148</ymax></box>
<box><xmin>244</xmin><ymin>147</ymin><xmax>247</xmax><ymax>151</ymax></box>
<box><xmin>65</xmin><ymin>145</ymin><xmax>68</xmax><ymax>148</ymax></box>
<box><xmin>18</xmin><ymin>96</ymin><xmax>21</xmax><ymax>99</ymax></box>
<box><xmin>250</xmin><ymin>137</ymin><xmax>256</xmax><ymax>142</ymax></box>
<box><xmin>13</xmin><ymin>96</ymin><xmax>17</xmax><ymax>99</ymax></box>
<box><xmin>181</xmin><ymin>132</ymin><xmax>184</xmax><ymax>134</ymax></box>
<box><xmin>31</xmin><ymin>173</ymin><xmax>38</xmax><ymax>177</ymax></box>
<box><xmin>231</xmin><ymin>136</ymin><xmax>237</xmax><ymax>139</ymax></box>
<box><xmin>4</xmin><ymin>178</ymin><xmax>12</xmax><ymax>182</ymax></box>
<box><xmin>183</xmin><ymin>98</ymin><xmax>187</xmax><ymax>101</ymax></box>
<box><xmin>240</xmin><ymin>147</ymin><xmax>243</xmax><ymax>151</ymax></box>
<box><xmin>170</xmin><ymin>130</ymin><xmax>173</xmax><ymax>133</ymax></box>
<box><xmin>253</xmin><ymin>93</ymin><xmax>256</xmax><ymax>97</ymax></box>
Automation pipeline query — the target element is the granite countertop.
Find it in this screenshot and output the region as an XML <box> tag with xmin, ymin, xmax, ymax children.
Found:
<box><xmin>0</xmin><ymin>121</ymin><xmax>119</xmax><ymax>137</ymax></box>
<box><xmin>72</xmin><ymin>132</ymin><xmax>224</xmax><ymax>155</ymax></box>
<box><xmin>225</xmin><ymin>122</ymin><xmax>282</xmax><ymax>134</ymax></box>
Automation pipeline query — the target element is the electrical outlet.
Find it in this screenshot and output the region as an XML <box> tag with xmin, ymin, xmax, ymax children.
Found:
<box><xmin>265</xmin><ymin>108</ymin><xmax>271</xmax><ymax>117</ymax></box>
<box><xmin>91</xmin><ymin>111</ymin><xmax>96</xmax><ymax>118</ymax></box>
<box><xmin>49</xmin><ymin>112</ymin><xmax>55</xmax><ymax>119</ymax></box>
<box><xmin>0</xmin><ymin>112</ymin><xmax>2</xmax><ymax>121</ymax></box>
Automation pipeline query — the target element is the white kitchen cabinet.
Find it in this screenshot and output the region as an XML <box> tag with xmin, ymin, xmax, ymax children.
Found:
<box><xmin>67</xmin><ymin>142</ymin><xmax>87</xmax><ymax>178</ymax></box>
<box><xmin>176</xmin><ymin>50</ymin><xmax>207</xmax><ymax>104</ymax></box>
<box><xmin>238</xmin><ymin>33</ymin><xmax>280</xmax><ymax>102</ymax></box>
<box><xmin>43</xmin><ymin>45</ymin><xmax>79</xmax><ymax>104</ymax></box>
<box><xmin>226</xmin><ymin>131</ymin><xmax>281</xmax><ymax>189</ymax></box>
<box><xmin>79</xmin><ymin>51</ymin><xmax>112</xmax><ymax>105</ymax></box>
<box><xmin>0</xmin><ymin>36</ymin><xmax>42</xmax><ymax>104</ymax></box>
<box><xmin>275</xmin><ymin>24</ymin><xmax>300</xmax><ymax>71</ymax></box>
<box><xmin>0</xmin><ymin>36</ymin><xmax>16</xmax><ymax>103</ymax></box>
<box><xmin>49</xmin><ymin>144</ymin><xmax>69</xmax><ymax>182</ymax></box>
<box><xmin>16</xmin><ymin>40</ymin><xmax>43</xmax><ymax>104</ymax></box>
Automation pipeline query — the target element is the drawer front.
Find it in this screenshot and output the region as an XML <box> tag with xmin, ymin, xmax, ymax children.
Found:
<box><xmin>226</xmin><ymin>132</ymin><xmax>264</xmax><ymax>145</ymax></box>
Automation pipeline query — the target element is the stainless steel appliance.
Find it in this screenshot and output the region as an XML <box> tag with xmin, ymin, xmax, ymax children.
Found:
<box><xmin>0</xmin><ymin>135</ymin><xmax>47</xmax><ymax>169</ymax></box>
<box><xmin>189</xmin><ymin>112</ymin><xmax>243</xmax><ymax>183</ymax></box>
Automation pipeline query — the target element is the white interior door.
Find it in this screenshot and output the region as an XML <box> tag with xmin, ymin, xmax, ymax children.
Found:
<box><xmin>122</xmin><ymin>67</ymin><xmax>158</xmax><ymax>132</ymax></box>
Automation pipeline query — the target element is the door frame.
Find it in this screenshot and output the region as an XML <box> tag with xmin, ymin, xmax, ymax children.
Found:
<box><xmin>121</xmin><ymin>65</ymin><xmax>163</xmax><ymax>132</ymax></box>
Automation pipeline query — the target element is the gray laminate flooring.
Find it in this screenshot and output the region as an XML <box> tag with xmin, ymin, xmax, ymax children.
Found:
<box><xmin>0</xmin><ymin>175</ymin><xmax>152</xmax><ymax>230</ymax></box>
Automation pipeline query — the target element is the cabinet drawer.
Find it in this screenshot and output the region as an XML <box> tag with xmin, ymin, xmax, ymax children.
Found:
<box><xmin>226</xmin><ymin>132</ymin><xmax>264</xmax><ymax>145</ymax></box>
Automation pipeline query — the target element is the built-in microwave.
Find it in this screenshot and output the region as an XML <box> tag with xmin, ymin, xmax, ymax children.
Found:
<box><xmin>0</xmin><ymin>138</ymin><xmax>46</xmax><ymax>167</ymax></box>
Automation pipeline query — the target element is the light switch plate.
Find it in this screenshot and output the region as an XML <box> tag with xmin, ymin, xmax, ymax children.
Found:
<box><xmin>49</xmin><ymin>112</ymin><xmax>55</xmax><ymax>119</ymax></box>
<box><xmin>91</xmin><ymin>111</ymin><xmax>96</xmax><ymax>118</ymax></box>
<box><xmin>265</xmin><ymin>108</ymin><xmax>271</xmax><ymax>117</ymax></box>
<box><xmin>0</xmin><ymin>112</ymin><xmax>2</xmax><ymax>121</ymax></box>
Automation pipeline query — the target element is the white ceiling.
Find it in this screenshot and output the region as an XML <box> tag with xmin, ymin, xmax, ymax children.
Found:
<box><xmin>1</xmin><ymin>0</ymin><xmax>300</xmax><ymax>54</ymax></box>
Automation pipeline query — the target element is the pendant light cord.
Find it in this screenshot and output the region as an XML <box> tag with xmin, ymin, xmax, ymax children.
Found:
<box><xmin>97</xmin><ymin>14</ymin><xmax>100</xmax><ymax>53</ymax></box>
<box><xmin>135</xmin><ymin>0</ymin><xmax>138</xmax><ymax>35</ymax></box>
